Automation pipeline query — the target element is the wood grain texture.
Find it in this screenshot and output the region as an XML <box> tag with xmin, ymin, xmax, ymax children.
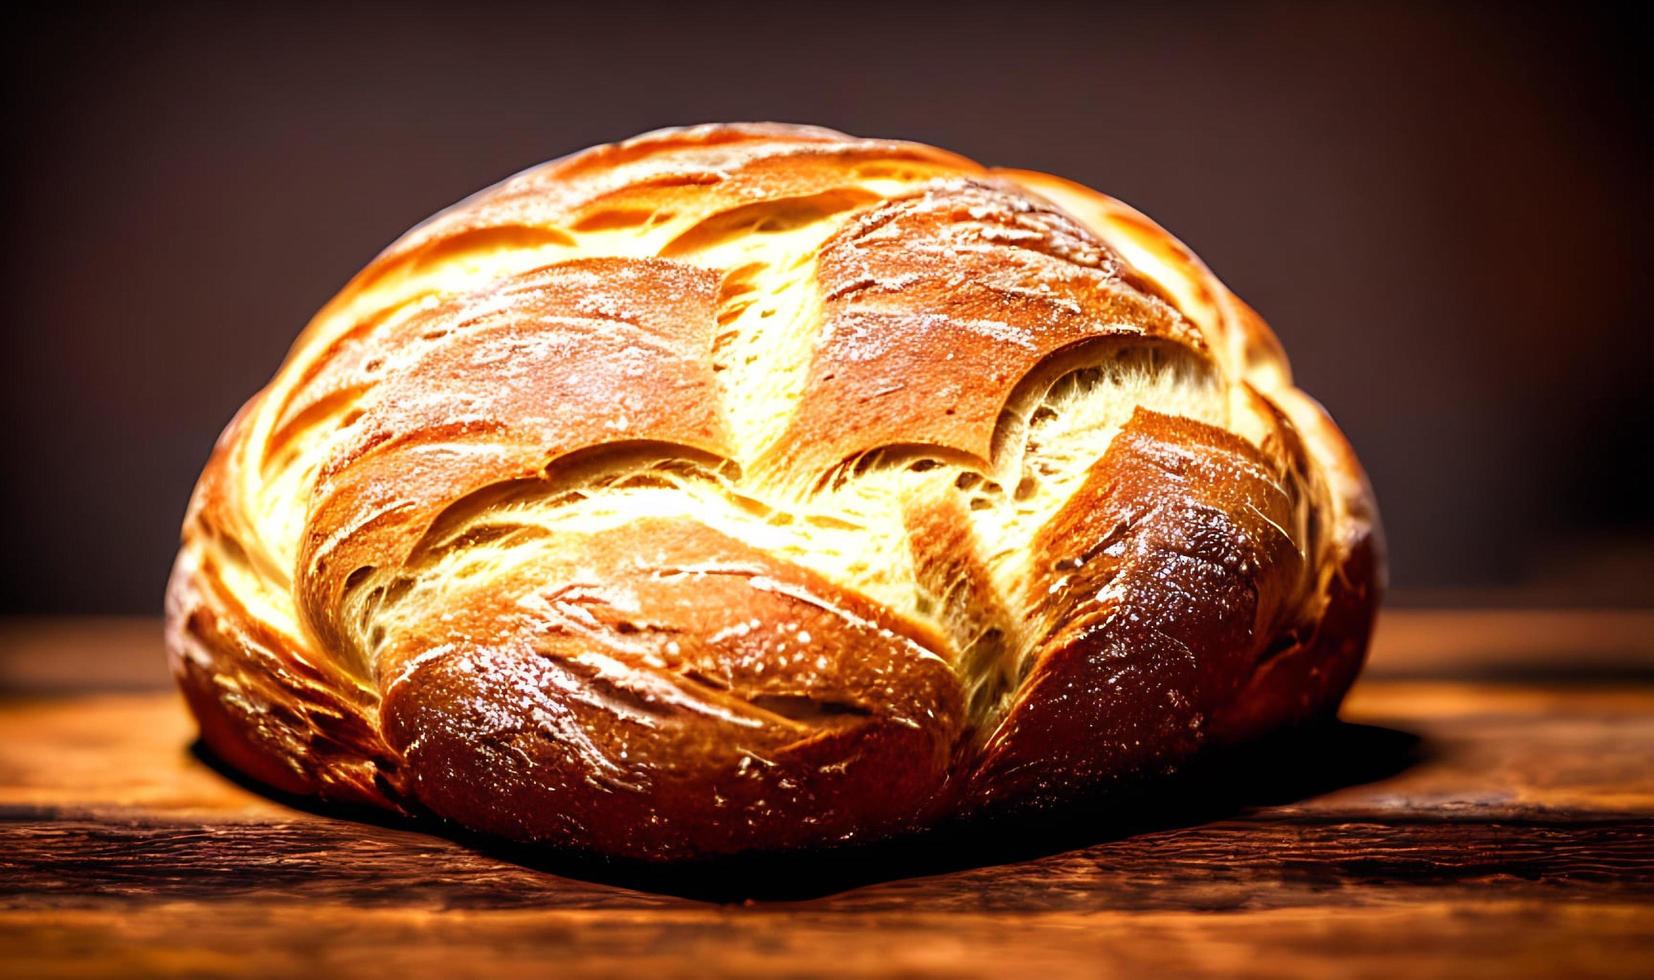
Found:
<box><xmin>2</xmin><ymin>610</ymin><xmax>1652</xmax><ymax>977</ymax></box>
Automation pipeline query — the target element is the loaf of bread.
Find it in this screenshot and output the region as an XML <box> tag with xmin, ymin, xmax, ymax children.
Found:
<box><xmin>166</xmin><ymin>123</ymin><xmax>1381</xmax><ymax>860</ymax></box>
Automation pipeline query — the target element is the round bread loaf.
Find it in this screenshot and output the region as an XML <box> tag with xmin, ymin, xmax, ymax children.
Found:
<box><xmin>166</xmin><ymin>123</ymin><xmax>1382</xmax><ymax>860</ymax></box>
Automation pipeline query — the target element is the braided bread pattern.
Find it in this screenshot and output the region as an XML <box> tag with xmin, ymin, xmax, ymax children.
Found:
<box><xmin>166</xmin><ymin>124</ymin><xmax>1381</xmax><ymax>859</ymax></box>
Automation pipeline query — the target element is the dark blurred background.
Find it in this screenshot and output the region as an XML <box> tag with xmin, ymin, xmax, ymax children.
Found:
<box><xmin>2</xmin><ymin>1</ymin><xmax>1649</xmax><ymax>614</ymax></box>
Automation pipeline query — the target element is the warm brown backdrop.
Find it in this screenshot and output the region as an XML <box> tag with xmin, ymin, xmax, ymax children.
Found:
<box><xmin>3</xmin><ymin>1</ymin><xmax>1649</xmax><ymax>613</ymax></box>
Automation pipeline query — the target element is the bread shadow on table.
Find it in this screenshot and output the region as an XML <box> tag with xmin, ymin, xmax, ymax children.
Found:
<box><xmin>191</xmin><ymin>720</ymin><xmax>1424</xmax><ymax>903</ymax></box>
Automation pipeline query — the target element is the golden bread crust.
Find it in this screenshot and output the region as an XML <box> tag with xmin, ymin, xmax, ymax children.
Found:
<box><xmin>166</xmin><ymin>123</ymin><xmax>1381</xmax><ymax>859</ymax></box>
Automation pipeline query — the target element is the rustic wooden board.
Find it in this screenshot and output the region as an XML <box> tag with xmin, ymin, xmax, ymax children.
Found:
<box><xmin>1</xmin><ymin>612</ymin><xmax>1651</xmax><ymax>977</ymax></box>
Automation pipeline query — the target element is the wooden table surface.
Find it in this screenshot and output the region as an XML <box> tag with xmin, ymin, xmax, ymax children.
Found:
<box><xmin>2</xmin><ymin>611</ymin><xmax>1651</xmax><ymax>978</ymax></box>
